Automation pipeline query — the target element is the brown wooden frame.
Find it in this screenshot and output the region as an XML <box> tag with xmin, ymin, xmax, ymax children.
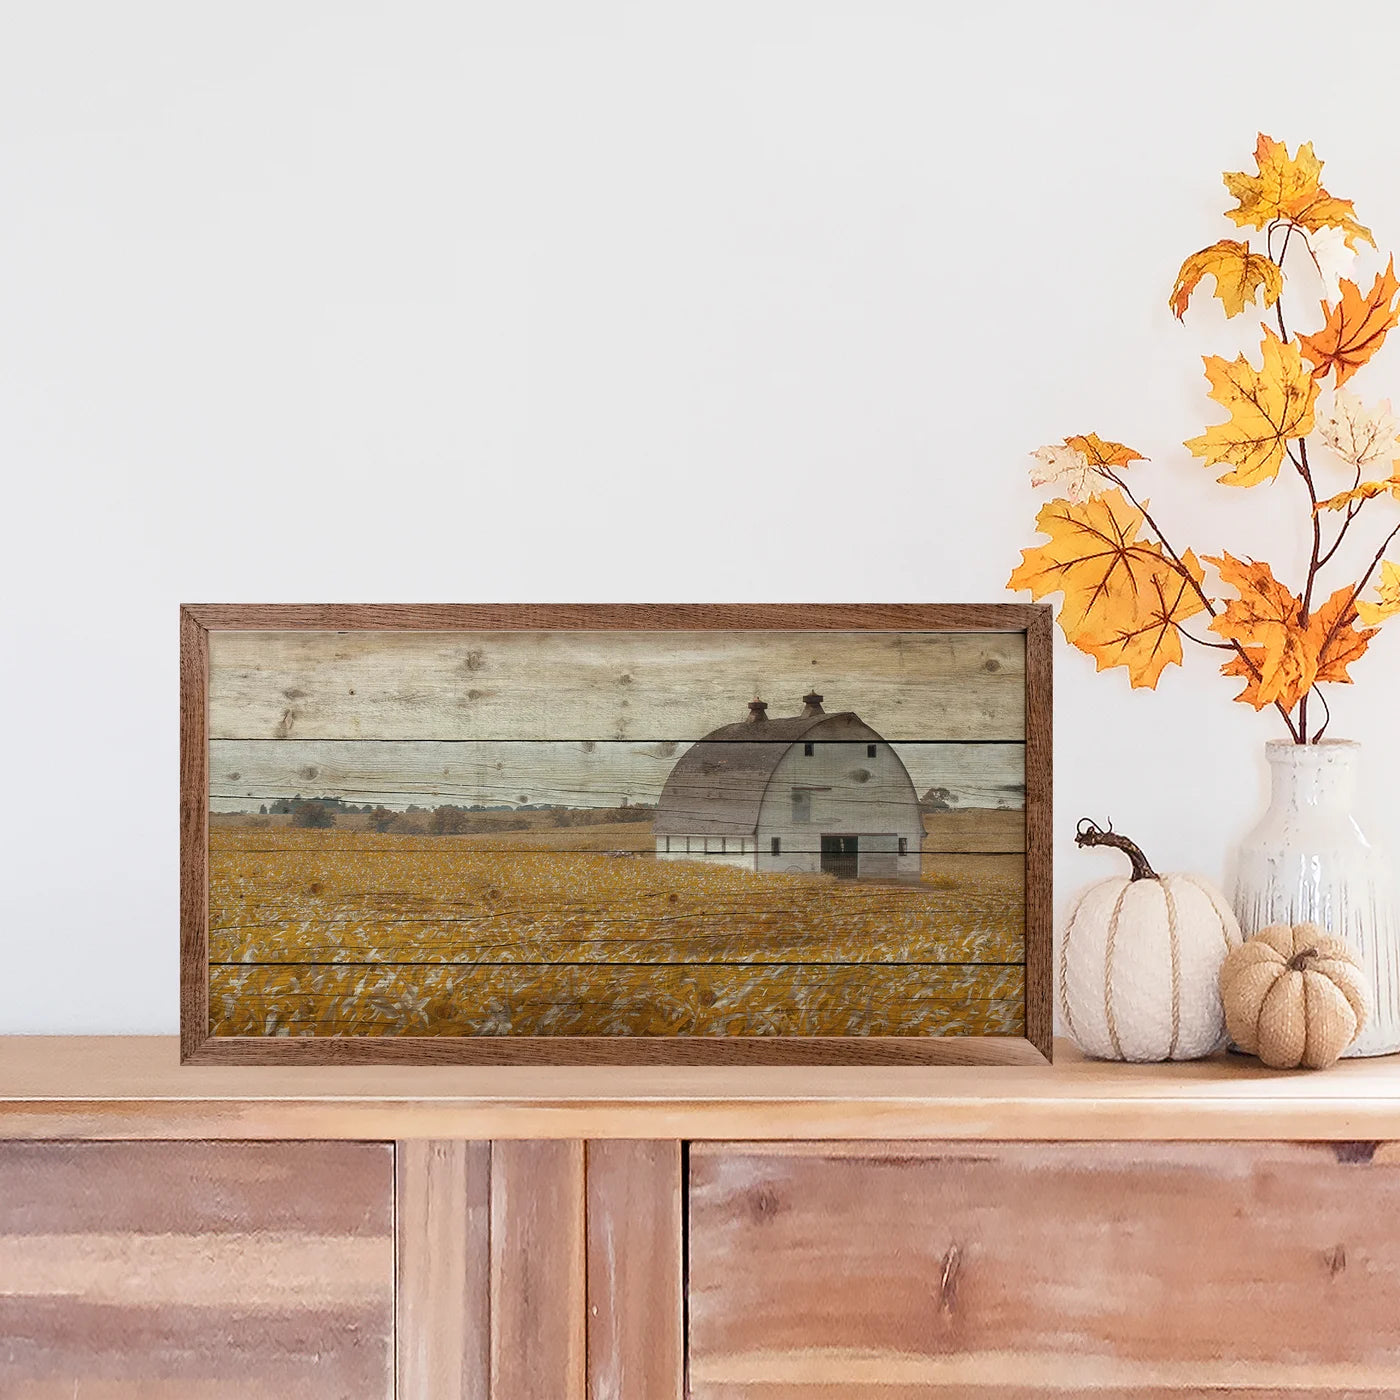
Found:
<box><xmin>180</xmin><ymin>603</ymin><xmax>1052</xmax><ymax>1065</ymax></box>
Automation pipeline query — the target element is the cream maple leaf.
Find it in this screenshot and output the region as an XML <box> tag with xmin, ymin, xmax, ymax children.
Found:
<box><xmin>1029</xmin><ymin>443</ymin><xmax>1100</xmax><ymax>503</ymax></box>
<box><xmin>1316</xmin><ymin>390</ymin><xmax>1400</xmax><ymax>471</ymax></box>
<box><xmin>1304</xmin><ymin>224</ymin><xmax>1357</xmax><ymax>303</ymax></box>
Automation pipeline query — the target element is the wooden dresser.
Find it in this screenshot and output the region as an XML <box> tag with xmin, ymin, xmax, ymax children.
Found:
<box><xmin>4</xmin><ymin>1038</ymin><xmax>1400</xmax><ymax>1397</ymax></box>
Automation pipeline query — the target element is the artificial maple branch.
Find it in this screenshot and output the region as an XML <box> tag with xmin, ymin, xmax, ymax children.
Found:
<box><xmin>1013</xmin><ymin>138</ymin><xmax>1396</xmax><ymax>746</ymax></box>
<box><xmin>1103</xmin><ymin>466</ymin><xmax>1304</xmax><ymax>742</ymax></box>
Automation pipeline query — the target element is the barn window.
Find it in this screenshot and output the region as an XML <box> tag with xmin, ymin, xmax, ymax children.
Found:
<box><xmin>664</xmin><ymin>835</ymin><xmax>671</xmax><ymax>853</ymax></box>
<box><xmin>803</xmin><ymin>742</ymin><xmax>814</xmax><ymax>757</ymax></box>
<box><xmin>898</xmin><ymin>836</ymin><xmax>909</xmax><ymax>856</ymax></box>
<box><xmin>792</xmin><ymin>790</ymin><xmax>811</xmax><ymax>824</ymax></box>
<box><xmin>771</xmin><ymin>836</ymin><xmax>781</xmax><ymax>856</ymax></box>
<box><xmin>867</xmin><ymin>743</ymin><xmax>877</xmax><ymax>758</ymax></box>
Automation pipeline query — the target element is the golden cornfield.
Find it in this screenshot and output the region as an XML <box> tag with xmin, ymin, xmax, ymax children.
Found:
<box><xmin>209</xmin><ymin>827</ymin><xmax>1025</xmax><ymax>1037</ymax></box>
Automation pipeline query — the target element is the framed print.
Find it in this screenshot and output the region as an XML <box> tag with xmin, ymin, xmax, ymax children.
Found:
<box><xmin>180</xmin><ymin>604</ymin><xmax>1051</xmax><ymax>1064</ymax></box>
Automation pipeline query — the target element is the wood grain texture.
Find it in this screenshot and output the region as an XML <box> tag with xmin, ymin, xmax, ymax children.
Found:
<box><xmin>688</xmin><ymin>1140</ymin><xmax>1400</xmax><ymax>1393</ymax></box>
<box><xmin>207</xmin><ymin>738</ymin><xmax>1025</xmax><ymax>819</ymax></box>
<box><xmin>180</xmin><ymin>607</ymin><xmax>210</xmax><ymax>1058</ymax></box>
<box><xmin>182</xmin><ymin>1033</ymin><xmax>1044</xmax><ymax>1066</ymax></box>
<box><xmin>189</xmin><ymin>602</ymin><xmax>1045</xmax><ymax>632</ymax></box>
<box><xmin>208</xmin><ymin>628</ymin><xmax>1026</xmax><ymax>742</ymax></box>
<box><xmin>182</xmin><ymin>604</ymin><xmax>1051</xmax><ymax>1063</ymax></box>
<box><xmin>395</xmin><ymin>1139</ymin><xmax>490</xmax><ymax>1400</ymax></box>
<box><xmin>212</xmin><ymin>964</ymin><xmax>1023</xmax><ymax>1038</ymax></box>
<box><xmin>1022</xmin><ymin>605</ymin><xmax>1052</xmax><ymax>1059</ymax></box>
<box><xmin>586</xmin><ymin>1140</ymin><xmax>684</xmax><ymax>1400</ymax></box>
<box><xmin>65</xmin><ymin>1036</ymin><xmax>1400</xmax><ymax>1142</ymax></box>
<box><xmin>0</xmin><ymin>1140</ymin><xmax>393</xmax><ymax>1397</ymax></box>
<box><xmin>491</xmin><ymin>1139</ymin><xmax>586</xmax><ymax>1400</ymax></box>
<box><xmin>26</xmin><ymin>1037</ymin><xmax>1400</xmax><ymax>1140</ymax></box>
<box><xmin>689</xmin><ymin>1391</ymin><xmax>1393</xmax><ymax>1399</ymax></box>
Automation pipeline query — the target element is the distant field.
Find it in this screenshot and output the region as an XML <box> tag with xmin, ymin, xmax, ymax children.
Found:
<box><xmin>208</xmin><ymin>818</ymin><xmax>1025</xmax><ymax>1039</ymax></box>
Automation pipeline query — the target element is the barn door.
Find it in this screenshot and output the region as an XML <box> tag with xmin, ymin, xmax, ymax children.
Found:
<box><xmin>820</xmin><ymin>834</ymin><xmax>859</xmax><ymax>879</ymax></box>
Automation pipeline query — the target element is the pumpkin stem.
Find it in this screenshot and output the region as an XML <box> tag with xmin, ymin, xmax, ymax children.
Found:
<box><xmin>1288</xmin><ymin>947</ymin><xmax>1320</xmax><ymax>971</ymax></box>
<box><xmin>1074</xmin><ymin>818</ymin><xmax>1159</xmax><ymax>881</ymax></box>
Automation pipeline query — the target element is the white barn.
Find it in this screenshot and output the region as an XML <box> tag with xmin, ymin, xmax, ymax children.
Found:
<box><xmin>653</xmin><ymin>693</ymin><xmax>923</xmax><ymax>881</ymax></box>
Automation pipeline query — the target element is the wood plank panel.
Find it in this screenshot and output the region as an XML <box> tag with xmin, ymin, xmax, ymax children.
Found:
<box><xmin>210</xmin><ymin>962</ymin><xmax>1024</xmax><ymax>1038</ymax></box>
<box><xmin>25</xmin><ymin>1040</ymin><xmax>1400</xmax><ymax>1143</ymax></box>
<box><xmin>491</xmin><ymin>1139</ymin><xmax>586</xmax><ymax>1400</ymax></box>
<box><xmin>395</xmin><ymin>1140</ymin><xmax>490</xmax><ymax>1400</ymax></box>
<box><xmin>586</xmin><ymin>1141</ymin><xmax>684</xmax><ymax>1400</ymax></box>
<box><xmin>688</xmin><ymin>1141</ymin><xmax>1400</xmax><ymax>1394</ymax></box>
<box><xmin>184</xmin><ymin>606</ymin><xmax>1050</xmax><ymax>1063</ymax></box>
<box><xmin>207</xmin><ymin>738</ymin><xmax>1026</xmax><ymax>822</ymax></box>
<box><xmin>207</xmin><ymin>629</ymin><xmax>1025</xmax><ymax>742</ymax></box>
<box><xmin>0</xmin><ymin>1141</ymin><xmax>393</xmax><ymax>1397</ymax></box>
<box><xmin>207</xmin><ymin>835</ymin><xmax>1024</xmax><ymax>968</ymax></box>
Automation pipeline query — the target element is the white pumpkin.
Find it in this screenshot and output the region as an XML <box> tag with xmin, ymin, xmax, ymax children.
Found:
<box><xmin>1061</xmin><ymin>820</ymin><xmax>1242</xmax><ymax>1062</ymax></box>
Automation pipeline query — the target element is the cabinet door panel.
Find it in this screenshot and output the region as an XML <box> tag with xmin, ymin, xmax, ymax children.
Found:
<box><xmin>587</xmin><ymin>1140</ymin><xmax>684</xmax><ymax>1400</ymax></box>
<box><xmin>0</xmin><ymin>1141</ymin><xmax>393</xmax><ymax>1399</ymax></box>
<box><xmin>688</xmin><ymin>1140</ymin><xmax>1400</xmax><ymax>1395</ymax></box>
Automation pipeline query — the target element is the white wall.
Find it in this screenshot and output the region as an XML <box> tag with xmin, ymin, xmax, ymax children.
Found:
<box><xmin>3</xmin><ymin>0</ymin><xmax>1399</xmax><ymax>1032</ymax></box>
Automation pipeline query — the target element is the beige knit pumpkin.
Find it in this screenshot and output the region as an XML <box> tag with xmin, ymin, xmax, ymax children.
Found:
<box><xmin>1061</xmin><ymin>820</ymin><xmax>1242</xmax><ymax>1062</ymax></box>
<box><xmin>1220</xmin><ymin>923</ymin><xmax>1369</xmax><ymax>1069</ymax></box>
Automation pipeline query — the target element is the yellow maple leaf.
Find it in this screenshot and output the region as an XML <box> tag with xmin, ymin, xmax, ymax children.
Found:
<box><xmin>1008</xmin><ymin>490</ymin><xmax>1205</xmax><ymax>688</ymax></box>
<box><xmin>1299</xmin><ymin>259</ymin><xmax>1400</xmax><ymax>387</ymax></box>
<box><xmin>1316</xmin><ymin>477</ymin><xmax>1400</xmax><ymax>512</ymax></box>
<box><xmin>1185</xmin><ymin>327</ymin><xmax>1319</xmax><ymax>487</ymax></box>
<box><xmin>1079</xmin><ymin>550</ymin><xmax>1209</xmax><ymax>689</ymax></box>
<box><xmin>1169</xmin><ymin>240</ymin><xmax>1283</xmax><ymax>320</ymax></box>
<box><xmin>1224</xmin><ymin>135</ymin><xmax>1323</xmax><ymax>229</ymax></box>
<box><xmin>1223</xmin><ymin>134</ymin><xmax>1373</xmax><ymax>248</ymax></box>
<box><xmin>1357</xmin><ymin>559</ymin><xmax>1400</xmax><ymax>625</ymax></box>
<box><xmin>1207</xmin><ymin>553</ymin><xmax>1315</xmax><ymax>711</ymax></box>
<box><xmin>1062</xmin><ymin>433</ymin><xmax>1146</xmax><ymax>470</ymax></box>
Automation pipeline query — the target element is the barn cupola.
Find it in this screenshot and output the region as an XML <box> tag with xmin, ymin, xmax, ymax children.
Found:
<box><xmin>746</xmin><ymin>698</ymin><xmax>769</xmax><ymax>723</ymax></box>
<box><xmin>801</xmin><ymin>691</ymin><xmax>825</xmax><ymax>717</ymax></box>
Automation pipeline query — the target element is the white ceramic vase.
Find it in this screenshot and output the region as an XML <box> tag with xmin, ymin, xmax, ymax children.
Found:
<box><xmin>1234</xmin><ymin>739</ymin><xmax>1400</xmax><ymax>1057</ymax></box>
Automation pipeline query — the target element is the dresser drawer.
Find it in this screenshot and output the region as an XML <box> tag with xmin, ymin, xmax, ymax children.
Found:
<box><xmin>0</xmin><ymin>1141</ymin><xmax>394</xmax><ymax>1399</ymax></box>
<box><xmin>688</xmin><ymin>1140</ymin><xmax>1400</xmax><ymax>1395</ymax></box>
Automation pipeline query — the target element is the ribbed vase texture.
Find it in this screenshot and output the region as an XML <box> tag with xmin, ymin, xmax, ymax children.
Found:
<box><xmin>1234</xmin><ymin>740</ymin><xmax>1400</xmax><ymax>1057</ymax></box>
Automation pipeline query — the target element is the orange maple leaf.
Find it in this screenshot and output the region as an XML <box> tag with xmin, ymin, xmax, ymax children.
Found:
<box><xmin>1206</xmin><ymin>554</ymin><xmax>1315</xmax><ymax>711</ymax></box>
<box><xmin>1062</xmin><ymin>433</ymin><xmax>1147</xmax><ymax>470</ymax></box>
<box><xmin>1310</xmin><ymin>585</ymin><xmax>1376</xmax><ymax>684</ymax></box>
<box><xmin>1224</xmin><ymin>134</ymin><xmax>1372</xmax><ymax>249</ymax></box>
<box><xmin>1299</xmin><ymin>258</ymin><xmax>1400</xmax><ymax>386</ymax></box>
<box><xmin>1169</xmin><ymin>240</ymin><xmax>1283</xmax><ymax>320</ymax></box>
<box><xmin>1008</xmin><ymin>490</ymin><xmax>1205</xmax><ymax>688</ymax></box>
<box><xmin>1207</xmin><ymin>560</ymin><xmax>1375</xmax><ymax>711</ymax></box>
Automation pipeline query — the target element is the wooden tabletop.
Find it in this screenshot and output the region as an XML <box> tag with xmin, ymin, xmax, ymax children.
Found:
<box><xmin>3</xmin><ymin>1036</ymin><xmax>1400</xmax><ymax>1140</ymax></box>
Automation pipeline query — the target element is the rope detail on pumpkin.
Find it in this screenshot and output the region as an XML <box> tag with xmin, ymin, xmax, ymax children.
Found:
<box><xmin>1182</xmin><ymin>874</ymin><xmax>1240</xmax><ymax>955</ymax></box>
<box><xmin>1059</xmin><ymin>885</ymin><xmax>1093</xmax><ymax>1044</ymax></box>
<box><xmin>1162</xmin><ymin>878</ymin><xmax>1182</xmax><ymax>1059</ymax></box>
<box><xmin>1104</xmin><ymin>884</ymin><xmax>1130</xmax><ymax>1059</ymax></box>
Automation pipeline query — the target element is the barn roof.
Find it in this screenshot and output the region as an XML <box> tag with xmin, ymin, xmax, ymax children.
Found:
<box><xmin>653</xmin><ymin>708</ymin><xmax>882</xmax><ymax>837</ymax></box>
